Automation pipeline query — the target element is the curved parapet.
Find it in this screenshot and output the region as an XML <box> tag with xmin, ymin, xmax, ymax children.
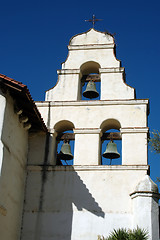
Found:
<box><xmin>62</xmin><ymin>28</ymin><xmax>119</xmax><ymax>70</ymax></box>
<box><xmin>46</xmin><ymin>29</ymin><xmax>135</xmax><ymax>101</ymax></box>
<box><xmin>69</xmin><ymin>28</ymin><xmax>114</xmax><ymax>45</ymax></box>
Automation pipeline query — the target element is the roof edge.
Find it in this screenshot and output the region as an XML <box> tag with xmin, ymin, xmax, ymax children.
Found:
<box><xmin>0</xmin><ymin>73</ymin><xmax>48</xmax><ymax>133</ymax></box>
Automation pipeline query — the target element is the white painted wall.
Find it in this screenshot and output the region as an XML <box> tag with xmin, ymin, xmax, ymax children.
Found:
<box><xmin>37</xmin><ymin>101</ymin><xmax>148</xmax><ymax>129</ymax></box>
<box><xmin>121</xmin><ymin>129</ymin><xmax>148</xmax><ymax>165</ymax></box>
<box><xmin>74</xmin><ymin>129</ymin><xmax>101</xmax><ymax>165</ymax></box>
<box><xmin>0</xmin><ymin>92</ymin><xmax>28</xmax><ymax>240</ymax></box>
<box><xmin>21</xmin><ymin>166</ymin><xmax>148</xmax><ymax>240</ymax></box>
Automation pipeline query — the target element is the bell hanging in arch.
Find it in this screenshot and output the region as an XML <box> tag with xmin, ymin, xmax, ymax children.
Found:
<box><xmin>83</xmin><ymin>80</ymin><xmax>99</xmax><ymax>99</ymax></box>
<box><xmin>103</xmin><ymin>140</ymin><xmax>120</xmax><ymax>159</ymax></box>
<box><xmin>59</xmin><ymin>140</ymin><xmax>73</xmax><ymax>160</ymax></box>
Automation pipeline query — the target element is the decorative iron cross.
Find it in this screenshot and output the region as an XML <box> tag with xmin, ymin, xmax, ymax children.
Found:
<box><xmin>85</xmin><ymin>15</ymin><xmax>102</xmax><ymax>29</ymax></box>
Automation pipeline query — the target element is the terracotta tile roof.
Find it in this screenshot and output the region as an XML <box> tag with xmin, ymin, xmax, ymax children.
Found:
<box><xmin>0</xmin><ymin>73</ymin><xmax>48</xmax><ymax>132</ymax></box>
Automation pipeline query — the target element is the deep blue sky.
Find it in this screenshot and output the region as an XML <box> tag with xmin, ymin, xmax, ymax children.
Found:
<box><xmin>0</xmin><ymin>0</ymin><xmax>160</xmax><ymax>185</ymax></box>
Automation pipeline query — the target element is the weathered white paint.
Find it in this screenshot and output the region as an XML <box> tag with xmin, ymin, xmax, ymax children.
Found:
<box><xmin>0</xmin><ymin>92</ymin><xmax>28</xmax><ymax>240</ymax></box>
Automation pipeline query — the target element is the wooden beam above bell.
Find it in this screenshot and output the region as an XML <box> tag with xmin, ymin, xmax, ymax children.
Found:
<box><xmin>81</xmin><ymin>74</ymin><xmax>100</xmax><ymax>82</ymax></box>
<box><xmin>56</xmin><ymin>133</ymin><xmax>75</xmax><ymax>141</ymax></box>
<box><xmin>101</xmin><ymin>132</ymin><xmax>122</xmax><ymax>141</ymax></box>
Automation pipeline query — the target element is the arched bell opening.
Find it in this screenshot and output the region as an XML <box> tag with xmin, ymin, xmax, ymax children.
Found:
<box><xmin>80</xmin><ymin>61</ymin><xmax>101</xmax><ymax>100</ymax></box>
<box><xmin>54</xmin><ymin>120</ymin><xmax>75</xmax><ymax>166</ymax></box>
<box><xmin>100</xmin><ymin>119</ymin><xmax>122</xmax><ymax>165</ymax></box>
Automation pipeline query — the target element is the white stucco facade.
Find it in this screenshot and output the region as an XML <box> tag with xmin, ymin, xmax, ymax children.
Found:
<box><xmin>20</xmin><ymin>29</ymin><xmax>159</xmax><ymax>240</ymax></box>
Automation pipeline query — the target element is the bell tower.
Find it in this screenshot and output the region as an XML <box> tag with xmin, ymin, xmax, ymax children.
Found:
<box><xmin>45</xmin><ymin>28</ymin><xmax>135</xmax><ymax>102</ymax></box>
<box><xmin>21</xmin><ymin>29</ymin><xmax>160</xmax><ymax>240</ymax></box>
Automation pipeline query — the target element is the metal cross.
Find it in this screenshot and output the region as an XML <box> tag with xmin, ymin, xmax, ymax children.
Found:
<box><xmin>85</xmin><ymin>15</ymin><xmax>102</xmax><ymax>29</ymax></box>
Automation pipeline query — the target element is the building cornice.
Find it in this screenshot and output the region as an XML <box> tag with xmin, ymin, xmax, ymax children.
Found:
<box><xmin>68</xmin><ymin>44</ymin><xmax>114</xmax><ymax>51</ymax></box>
<box><xmin>121</xmin><ymin>127</ymin><xmax>149</xmax><ymax>134</ymax></box>
<box><xmin>36</xmin><ymin>99</ymin><xmax>149</xmax><ymax>107</ymax></box>
<box><xmin>27</xmin><ymin>165</ymin><xmax>149</xmax><ymax>172</ymax></box>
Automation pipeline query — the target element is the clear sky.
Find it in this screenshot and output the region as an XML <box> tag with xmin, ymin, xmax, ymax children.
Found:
<box><xmin>0</xmin><ymin>0</ymin><xmax>160</xmax><ymax>186</ymax></box>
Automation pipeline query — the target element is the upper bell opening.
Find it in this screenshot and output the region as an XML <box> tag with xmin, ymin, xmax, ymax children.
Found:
<box><xmin>80</xmin><ymin>61</ymin><xmax>100</xmax><ymax>75</ymax></box>
<box><xmin>80</xmin><ymin>61</ymin><xmax>101</xmax><ymax>100</ymax></box>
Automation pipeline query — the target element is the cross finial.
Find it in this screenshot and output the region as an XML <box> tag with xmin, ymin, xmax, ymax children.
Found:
<box><xmin>85</xmin><ymin>15</ymin><xmax>102</xmax><ymax>29</ymax></box>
